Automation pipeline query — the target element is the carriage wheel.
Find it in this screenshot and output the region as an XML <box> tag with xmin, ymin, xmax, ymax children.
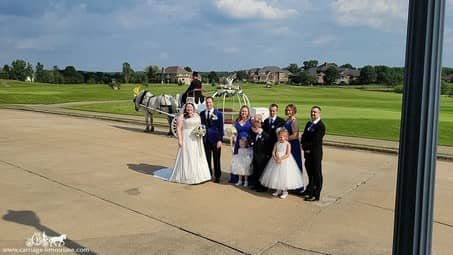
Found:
<box><xmin>170</xmin><ymin>117</ymin><xmax>177</xmax><ymax>137</ymax></box>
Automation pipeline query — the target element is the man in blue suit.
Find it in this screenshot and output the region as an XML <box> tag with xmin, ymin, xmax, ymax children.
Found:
<box><xmin>200</xmin><ymin>96</ymin><xmax>224</xmax><ymax>183</ymax></box>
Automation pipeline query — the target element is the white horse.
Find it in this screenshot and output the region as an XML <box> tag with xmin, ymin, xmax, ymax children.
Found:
<box><xmin>48</xmin><ymin>234</ymin><xmax>66</xmax><ymax>247</ymax></box>
<box><xmin>133</xmin><ymin>90</ymin><xmax>179</xmax><ymax>135</ymax></box>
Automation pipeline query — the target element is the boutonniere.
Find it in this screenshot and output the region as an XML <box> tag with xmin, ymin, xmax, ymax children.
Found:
<box><xmin>271</xmin><ymin>125</ymin><xmax>275</xmax><ymax>129</ymax></box>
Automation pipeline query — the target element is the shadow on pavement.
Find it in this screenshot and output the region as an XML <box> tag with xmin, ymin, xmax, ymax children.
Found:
<box><xmin>3</xmin><ymin>209</ymin><xmax>96</xmax><ymax>255</ymax></box>
<box><xmin>111</xmin><ymin>125</ymin><xmax>174</xmax><ymax>137</ymax></box>
<box><xmin>127</xmin><ymin>163</ymin><xmax>167</xmax><ymax>175</ymax></box>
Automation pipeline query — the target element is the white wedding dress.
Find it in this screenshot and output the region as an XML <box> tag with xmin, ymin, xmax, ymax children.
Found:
<box><xmin>169</xmin><ymin>114</ymin><xmax>212</xmax><ymax>184</ymax></box>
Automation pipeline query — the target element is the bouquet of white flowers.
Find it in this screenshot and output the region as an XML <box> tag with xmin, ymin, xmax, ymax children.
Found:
<box><xmin>192</xmin><ymin>124</ymin><xmax>206</xmax><ymax>137</ymax></box>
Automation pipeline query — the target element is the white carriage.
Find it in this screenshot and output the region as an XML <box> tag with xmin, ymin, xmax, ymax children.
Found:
<box><xmin>134</xmin><ymin>75</ymin><xmax>268</xmax><ymax>138</ymax></box>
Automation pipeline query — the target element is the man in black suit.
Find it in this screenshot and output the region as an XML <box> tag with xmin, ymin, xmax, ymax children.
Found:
<box><xmin>262</xmin><ymin>103</ymin><xmax>285</xmax><ymax>156</ymax></box>
<box><xmin>200</xmin><ymin>96</ymin><xmax>224</xmax><ymax>183</ymax></box>
<box><xmin>181</xmin><ymin>72</ymin><xmax>204</xmax><ymax>105</ymax></box>
<box><xmin>301</xmin><ymin>106</ymin><xmax>326</xmax><ymax>201</ymax></box>
<box><xmin>248</xmin><ymin>120</ymin><xmax>269</xmax><ymax>192</ymax></box>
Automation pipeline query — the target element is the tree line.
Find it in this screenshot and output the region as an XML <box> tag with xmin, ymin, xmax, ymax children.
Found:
<box><xmin>1</xmin><ymin>59</ymin><xmax>453</xmax><ymax>87</ymax></box>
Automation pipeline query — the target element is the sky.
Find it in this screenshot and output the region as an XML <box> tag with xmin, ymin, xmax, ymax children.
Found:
<box><xmin>1</xmin><ymin>0</ymin><xmax>453</xmax><ymax>72</ymax></box>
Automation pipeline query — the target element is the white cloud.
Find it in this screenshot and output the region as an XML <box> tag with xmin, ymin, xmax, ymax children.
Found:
<box><xmin>115</xmin><ymin>0</ymin><xmax>199</xmax><ymax>29</ymax></box>
<box><xmin>311</xmin><ymin>35</ymin><xmax>336</xmax><ymax>46</ymax></box>
<box><xmin>331</xmin><ymin>0</ymin><xmax>408</xmax><ymax>31</ymax></box>
<box><xmin>215</xmin><ymin>0</ymin><xmax>298</xmax><ymax>20</ymax></box>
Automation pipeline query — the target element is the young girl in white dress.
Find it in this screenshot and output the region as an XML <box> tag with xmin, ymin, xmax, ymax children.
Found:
<box><xmin>231</xmin><ymin>138</ymin><xmax>253</xmax><ymax>187</ymax></box>
<box><xmin>260</xmin><ymin>128</ymin><xmax>304</xmax><ymax>198</ymax></box>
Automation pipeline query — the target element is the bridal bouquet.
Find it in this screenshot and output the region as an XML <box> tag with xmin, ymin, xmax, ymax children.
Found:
<box><xmin>192</xmin><ymin>124</ymin><xmax>206</xmax><ymax>137</ymax></box>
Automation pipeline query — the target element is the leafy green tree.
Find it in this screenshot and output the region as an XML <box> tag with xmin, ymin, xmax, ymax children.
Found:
<box><xmin>145</xmin><ymin>65</ymin><xmax>159</xmax><ymax>81</ymax></box>
<box><xmin>291</xmin><ymin>71</ymin><xmax>316</xmax><ymax>85</ymax></box>
<box><xmin>303</xmin><ymin>60</ymin><xmax>318</xmax><ymax>69</ymax></box>
<box><xmin>286</xmin><ymin>63</ymin><xmax>299</xmax><ymax>73</ymax></box>
<box><xmin>184</xmin><ymin>66</ymin><xmax>192</xmax><ymax>72</ymax></box>
<box><xmin>1</xmin><ymin>65</ymin><xmax>11</xmax><ymax>79</ymax></box>
<box><xmin>324</xmin><ymin>66</ymin><xmax>340</xmax><ymax>84</ymax></box>
<box><xmin>122</xmin><ymin>62</ymin><xmax>133</xmax><ymax>83</ymax></box>
<box><xmin>340</xmin><ymin>63</ymin><xmax>353</xmax><ymax>69</ymax></box>
<box><xmin>35</xmin><ymin>62</ymin><xmax>45</xmax><ymax>82</ymax></box>
<box><xmin>208</xmin><ymin>71</ymin><xmax>218</xmax><ymax>84</ymax></box>
<box><xmin>11</xmin><ymin>59</ymin><xmax>27</xmax><ymax>81</ymax></box>
<box><xmin>236</xmin><ymin>70</ymin><xmax>248</xmax><ymax>81</ymax></box>
<box><xmin>62</xmin><ymin>66</ymin><xmax>84</xmax><ymax>83</ymax></box>
<box><xmin>360</xmin><ymin>65</ymin><xmax>377</xmax><ymax>84</ymax></box>
<box><xmin>52</xmin><ymin>66</ymin><xmax>64</xmax><ymax>84</ymax></box>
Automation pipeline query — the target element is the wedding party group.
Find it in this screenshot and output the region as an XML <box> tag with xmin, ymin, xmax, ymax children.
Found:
<box><xmin>166</xmin><ymin>94</ymin><xmax>326</xmax><ymax>201</ymax></box>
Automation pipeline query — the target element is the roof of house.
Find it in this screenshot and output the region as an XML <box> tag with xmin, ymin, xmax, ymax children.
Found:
<box><xmin>261</xmin><ymin>66</ymin><xmax>283</xmax><ymax>72</ymax></box>
<box><xmin>305</xmin><ymin>67</ymin><xmax>318</xmax><ymax>76</ymax></box>
<box><xmin>341</xmin><ymin>68</ymin><xmax>360</xmax><ymax>77</ymax></box>
<box><xmin>162</xmin><ymin>66</ymin><xmax>191</xmax><ymax>74</ymax></box>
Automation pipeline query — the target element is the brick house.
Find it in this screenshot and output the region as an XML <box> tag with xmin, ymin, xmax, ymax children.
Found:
<box><xmin>247</xmin><ymin>66</ymin><xmax>291</xmax><ymax>84</ymax></box>
<box><xmin>156</xmin><ymin>66</ymin><xmax>192</xmax><ymax>85</ymax></box>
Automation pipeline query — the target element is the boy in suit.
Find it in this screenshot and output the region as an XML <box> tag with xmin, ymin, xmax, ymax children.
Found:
<box><xmin>248</xmin><ymin>120</ymin><xmax>269</xmax><ymax>192</ymax></box>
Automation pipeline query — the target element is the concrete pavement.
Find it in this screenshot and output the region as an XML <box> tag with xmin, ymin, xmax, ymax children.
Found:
<box><xmin>0</xmin><ymin>109</ymin><xmax>452</xmax><ymax>255</ymax></box>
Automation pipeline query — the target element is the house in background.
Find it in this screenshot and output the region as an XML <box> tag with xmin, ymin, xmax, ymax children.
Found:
<box><xmin>247</xmin><ymin>66</ymin><xmax>291</xmax><ymax>84</ymax></box>
<box><xmin>302</xmin><ymin>63</ymin><xmax>360</xmax><ymax>85</ymax></box>
<box><xmin>337</xmin><ymin>68</ymin><xmax>360</xmax><ymax>84</ymax></box>
<box><xmin>156</xmin><ymin>66</ymin><xmax>191</xmax><ymax>85</ymax></box>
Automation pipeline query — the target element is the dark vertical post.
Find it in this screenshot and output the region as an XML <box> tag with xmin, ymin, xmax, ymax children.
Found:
<box><xmin>393</xmin><ymin>0</ymin><xmax>445</xmax><ymax>254</ymax></box>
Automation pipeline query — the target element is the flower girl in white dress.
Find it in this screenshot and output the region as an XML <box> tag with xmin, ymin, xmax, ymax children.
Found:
<box><xmin>231</xmin><ymin>138</ymin><xmax>253</xmax><ymax>187</ymax></box>
<box><xmin>260</xmin><ymin>128</ymin><xmax>304</xmax><ymax>198</ymax></box>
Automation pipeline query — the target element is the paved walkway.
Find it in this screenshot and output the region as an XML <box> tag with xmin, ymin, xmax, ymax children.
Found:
<box><xmin>0</xmin><ymin>109</ymin><xmax>452</xmax><ymax>255</ymax></box>
<box><xmin>4</xmin><ymin>102</ymin><xmax>453</xmax><ymax>161</ymax></box>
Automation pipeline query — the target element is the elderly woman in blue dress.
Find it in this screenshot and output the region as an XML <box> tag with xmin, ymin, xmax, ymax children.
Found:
<box><xmin>230</xmin><ymin>105</ymin><xmax>253</xmax><ymax>183</ymax></box>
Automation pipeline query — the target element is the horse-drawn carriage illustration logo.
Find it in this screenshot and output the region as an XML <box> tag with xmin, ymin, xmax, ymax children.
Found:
<box><xmin>25</xmin><ymin>232</ymin><xmax>67</xmax><ymax>247</ymax></box>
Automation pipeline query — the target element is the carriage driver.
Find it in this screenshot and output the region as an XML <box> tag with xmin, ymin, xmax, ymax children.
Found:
<box><xmin>181</xmin><ymin>71</ymin><xmax>205</xmax><ymax>105</ymax></box>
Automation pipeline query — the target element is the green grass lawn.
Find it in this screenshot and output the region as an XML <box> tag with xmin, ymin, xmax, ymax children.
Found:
<box><xmin>1</xmin><ymin>79</ymin><xmax>453</xmax><ymax>146</ymax></box>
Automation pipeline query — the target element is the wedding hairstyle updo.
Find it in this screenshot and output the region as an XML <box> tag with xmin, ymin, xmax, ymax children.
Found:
<box><xmin>183</xmin><ymin>103</ymin><xmax>196</xmax><ymax>119</ymax></box>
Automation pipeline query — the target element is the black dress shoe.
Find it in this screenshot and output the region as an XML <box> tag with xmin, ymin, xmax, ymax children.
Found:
<box><xmin>214</xmin><ymin>178</ymin><xmax>220</xmax><ymax>183</ymax></box>
<box><xmin>304</xmin><ymin>196</ymin><xmax>319</xmax><ymax>201</ymax></box>
<box><xmin>299</xmin><ymin>190</ymin><xmax>309</xmax><ymax>196</ymax></box>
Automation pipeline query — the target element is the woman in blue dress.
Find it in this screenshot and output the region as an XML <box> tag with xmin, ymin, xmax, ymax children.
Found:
<box><xmin>284</xmin><ymin>104</ymin><xmax>303</xmax><ymax>172</ymax></box>
<box><xmin>230</xmin><ymin>105</ymin><xmax>252</xmax><ymax>183</ymax></box>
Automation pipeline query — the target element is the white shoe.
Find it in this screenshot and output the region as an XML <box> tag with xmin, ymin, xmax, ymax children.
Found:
<box><xmin>272</xmin><ymin>190</ymin><xmax>281</xmax><ymax>197</ymax></box>
<box><xmin>243</xmin><ymin>181</ymin><xmax>248</xmax><ymax>187</ymax></box>
<box><xmin>280</xmin><ymin>191</ymin><xmax>288</xmax><ymax>199</ymax></box>
<box><xmin>235</xmin><ymin>181</ymin><xmax>242</xmax><ymax>186</ymax></box>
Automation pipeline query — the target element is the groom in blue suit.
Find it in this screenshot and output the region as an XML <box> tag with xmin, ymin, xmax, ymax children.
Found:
<box><xmin>201</xmin><ymin>96</ymin><xmax>224</xmax><ymax>183</ymax></box>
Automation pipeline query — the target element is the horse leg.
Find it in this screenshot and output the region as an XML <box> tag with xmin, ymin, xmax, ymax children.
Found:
<box><xmin>150</xmin><ymin>111</ymin><xmax>155</xmax><ymax>132</ymax></box>
<box><xmin>144</xmin><ymin>110</ymin><xmax>151</xmax><ymax>132</ymax></box>
<box><xmin>167</xmin><ymin>116</ymin><xmax>173</xmax><ymax>136</ymax></box>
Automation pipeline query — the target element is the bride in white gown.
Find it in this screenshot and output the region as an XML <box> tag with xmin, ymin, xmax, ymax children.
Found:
<box><xmin>169</xmin><ymin>103</ymin><xmax>212</xmax><ymax>184</ymax></box>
